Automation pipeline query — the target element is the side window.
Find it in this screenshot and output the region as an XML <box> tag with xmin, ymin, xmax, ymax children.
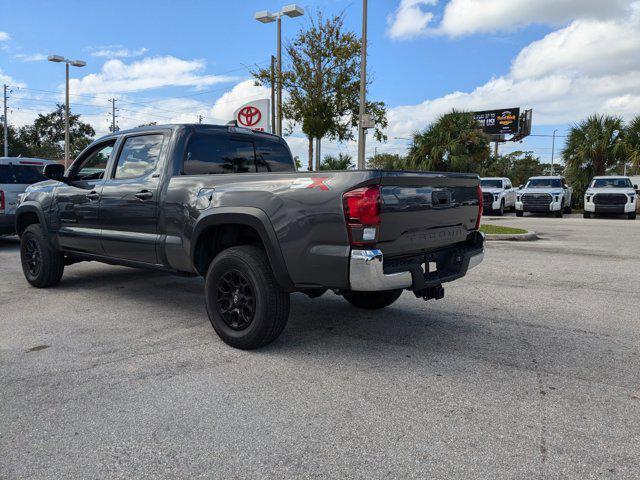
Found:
<box><xmin>255</xmin><ymin>138</ymin><xmax>295</xmax><ymax>172</ymax></box>
<box><xmin>114</xmin><ymin>134</ymin><xmax>164</xmax><ymax>179</ymax></box>
<box><xmin>73</xmin><ymin>141</ymin><xmax>116</xmax><ymax>181</ymax></box>
<box><xmin>183</xmin><ymin>133</ymin><xmax>255</xmax><ymax>175</ymax></box>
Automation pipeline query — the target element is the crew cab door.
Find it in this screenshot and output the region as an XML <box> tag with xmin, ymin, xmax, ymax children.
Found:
<box><xmin>51</xmin><ymin>140</ymin><xmax>116</xmax><ymax>254</ymax></box>
<box><xmin>99</xmin><ymin>132</ymin><xmax>167</xmax><ymax>264</ymax></box>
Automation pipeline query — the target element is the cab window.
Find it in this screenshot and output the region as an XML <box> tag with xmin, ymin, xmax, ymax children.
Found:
<box><xmin>113</xmin><ymin>134</ymin><xmax>164</xmax><ymax>179</ymax></box>
<box><xmin>72</xmin><ymin>141</ymin><xmax>116</xmax><ymax>181</ymax></box>
<box><xmin>183</xmin><ymin>133</ymin><xmax>255</xmax><ymax>175</ymax></box>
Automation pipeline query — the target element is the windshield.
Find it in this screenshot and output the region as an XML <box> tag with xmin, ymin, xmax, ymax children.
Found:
<box><xmin>480</xmin><ymin>179</ymin><xmax>503</xmax><ymax>188</ymax></box>
<box><xmin>526</xmin><ymin>178</ymin><xmax>562</xmax><ymax>188</ymax></box>
<box><xmin>0</xmin><ymin>164</ymin><xmax>48</xmax><ymax>185</ymax></box>
<box><xmin>591</xmin><ymin>178</ymin><xmax>633</xmax><ymax>188</ymax></box>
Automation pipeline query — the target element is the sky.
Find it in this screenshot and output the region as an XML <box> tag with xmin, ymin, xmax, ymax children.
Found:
<box><xmin>1</xmin><ymin>0</ymin><xmax>640</xmax><ymax>167</ymax></box>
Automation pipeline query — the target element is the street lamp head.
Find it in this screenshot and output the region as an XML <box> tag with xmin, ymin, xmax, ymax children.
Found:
<box><xmin>48</xmin><ymin>55</ymin><xmax>65</xmax><ymax>63</ymax></box>
<box><xmin>70</xmin><ymin>60</ymin><xmax>86</xmax><ymax>67</ymax></box>
<box><xmin>282</xmin><ymin>4</ymin><xmax>304</xmax><ymax>17</ymax></box>
<box><xmin>255</xmin><ymin>10</ymin><xmax>276</xmax><ymax>23</ymax></box>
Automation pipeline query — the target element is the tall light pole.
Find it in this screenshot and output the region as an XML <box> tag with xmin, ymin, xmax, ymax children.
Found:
<box><xmin>3</xmin><ymin>84</ymin><xmax>8</xmax><ymax>157</ymax></box>
<box><xmin>357</xmin><ymin>0</ymin><xmax>368</xmax><ymax>170</ymax></box>
<box><xmin>48</xmin><ymin>55</ymin><xmax>86</xmax><ymax>168</ymax></box>
<box><xmin>551</xmin><ymin>128</ymin><xmax>558</xmax><ymax>175</ymax></box>
<box><xmin>254</xmin><ymin>4</ymin><xmax>304</xmax><ymax>138</ymax></box>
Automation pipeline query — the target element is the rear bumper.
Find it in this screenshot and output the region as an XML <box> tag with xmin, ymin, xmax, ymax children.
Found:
<box><xmin>349</xmin><ymin>232</ymin><xmax>484</xmax><ymax>292</ymax></box>
<box><xmin>0</xmin><ymin>214</ymin><xmax>16</xmax><ymax>235</ymax></box>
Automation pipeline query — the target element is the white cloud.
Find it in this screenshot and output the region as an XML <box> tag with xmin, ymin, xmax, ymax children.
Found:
<box><xmin>14</xmin><ymin>53</ymin><xmax>48</xmax><ymax>62</ymax></box>
<box><xmin>387</xmin><ymin>0</ymin><xmax>437</xmax><ymax>39</ymax></box>
<box><xmin>209</xmin><ymin>79</ymin><xmax>271</xmax><ymax>123</ymax></box>
<box><xmin>387</xmin><ymin>8</ymin><xmax>640</xmax><ymax>138</ymax></box>
<box><xmin>88</xmin><ymin>46</ymin><xmax>149</xmax><ymax>58</ymax></box>
<box><xmin>0</xmin><ymin>32</ymin><xmax>9</xmax><ymax>41</ymax></box>
<box><xmin>387</xmin><ymin>0</ymin><xmax>635</xmax><ymax>39</ymax></box>
<box><xmin>69</xmin><ymin>56</ymin><xmax>237</xmax><ymax>96</ymax></box>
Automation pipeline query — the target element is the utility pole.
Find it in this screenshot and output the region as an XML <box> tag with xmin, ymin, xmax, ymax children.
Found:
<box><xmin>357</xmin><ymin>0</ymin><xmax>368</xmax><ymax>169</ymax></box>
<box><xmin>315</xmin><ymin>138</ymin><xmax>321</xmax><ymax>171</ymax></box>
<box><xmin>2</xmin><ymin>84</ymin><xmax>8</xmax><ymax>157</ymax></box>
<box><xmin>276</xmin><ymin>15</ymin><xmax>283</xmax><ymax>137</ymax></box>
<box><xmin>494</xmin><ymin>140</ymin><xmax>499</xmax><ymax>160</ymax></box>
<box><xmin>108</xmin><ymin>98</ymin><xmax>119</xmax><ymax>132</ymax></box>
<box><xmin>270</xmin><ymin>55</ymin><xmax>276</xmax><ymax>134</ymax></box>
<box><xmin>550</xmin><ymin>128</ymin><xmax>557</xmax><ymax>175</ymax></box>
<box><xmin>198</xmin><ymin>114</ymin><xmax>204</xmax><ymax>124</ymax></box>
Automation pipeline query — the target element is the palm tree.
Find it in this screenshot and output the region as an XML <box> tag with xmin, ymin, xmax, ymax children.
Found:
<box><xmin>563</xmin><ymin>114</ymin><xmax>627</xmax><ymax>206</ymax></box>
<box><xmin>319</xmin><ymin>153</ymin><xmax>354</xmax><ymax>170</ymax></box>
<box><xmin>406</xmin><ymin>109</ymin><xmax>490</xmax><ymax>172</ymax></box>
<box><xmin>625</xmin><ymin>115</ymin><xmax>640</xmax><ymax>173</ymax></box>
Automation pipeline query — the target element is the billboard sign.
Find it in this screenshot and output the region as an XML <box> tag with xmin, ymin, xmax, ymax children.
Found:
<box><xmin>474</xmin><ymin>108</ymin><xmax>520</xmax><ymax>135</ymax></box>
<box><xmin>232</xmin><ymin>99</ymin><xmax>271</xmax><ymax>132</ymax></box>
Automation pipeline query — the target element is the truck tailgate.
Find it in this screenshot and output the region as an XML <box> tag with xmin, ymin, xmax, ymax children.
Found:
<box><xmin>376</xmin><ymin>172</ymin><xmax>480</xmax><ymax>257</ymax></box>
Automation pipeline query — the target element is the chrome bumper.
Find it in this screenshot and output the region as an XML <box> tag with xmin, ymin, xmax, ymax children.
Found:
<box><xmin>349</xmin><ymin>246</ymin><xmax>485</xmax><ymax>292</ymax></box>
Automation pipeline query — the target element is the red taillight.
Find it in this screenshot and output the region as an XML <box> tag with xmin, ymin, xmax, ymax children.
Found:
<box><xmin>475</xmin><ymin>184</ymin><xmax>483</xmax><ymax>230</ymax></box>
<box><xmin>0</xmin><ymin>190</ymin><xmax>5</xmax><ymax>213</ymax></box>
<box><xmin>343</xmin><ymin>185</ymin><xmax>381</xmax><ymax>245</ymax></box>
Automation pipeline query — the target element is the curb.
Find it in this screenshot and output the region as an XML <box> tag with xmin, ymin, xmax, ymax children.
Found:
<box><xmin>485</xmin><ymin>231</ymin><xmax>538</xmax><ymax>241</ymax></box>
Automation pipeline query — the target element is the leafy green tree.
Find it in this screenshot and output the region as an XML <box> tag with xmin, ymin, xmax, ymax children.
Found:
<box><xmin>563</xmin><ymin>114</ymin><xmax>626</xmax><ymax>206</ymax></box>
<box><xmin>481</xmin><ymin>150</ymin><xmax>545</xmax><ymax>187</ymax></box>
<box><xmin>0</xmin><ymin>124</ymin><xmax>33</xmax><ymax>157</ymax></box>
<box><xmin>16</xmin><ymin>104</ymin><xmax>95</xmax><ymax>159</ymax></box>
<box><xmin>407</xmin><ymin>109</ymin><xmax>490</xmax><ymax>172</ymax></box>
<box><xmin>253</xmin><ymin>12</ymin><xmax>387</xmax><ymax>170</ymax></box>
<box><xmin>319</xmin><ymin>153</ymin><xmax>353</xmax><ymax>170</ymax></box>
<box><xmin>366</xmin><ymin>153</ymin><xmax>405</xmax><ymax>170</ymax></box>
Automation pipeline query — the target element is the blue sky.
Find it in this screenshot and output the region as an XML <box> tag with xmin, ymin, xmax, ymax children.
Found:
<box><xmin>2</xmin><ymin>0</ymin><xmax>639</xmax><ymax>165</ymax></box>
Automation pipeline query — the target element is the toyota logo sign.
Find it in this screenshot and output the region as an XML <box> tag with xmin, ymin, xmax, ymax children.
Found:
<box><xmin>232</xmin><ymin>99</ymin><xmax>270</xmax><ymax>132</ymax></box>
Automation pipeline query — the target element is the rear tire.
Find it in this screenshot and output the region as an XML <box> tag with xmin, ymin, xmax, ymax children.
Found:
<box><xmin>516</xmin><ymin>210</ymin><xmax>524</xmax><ymax>217</ymax></box>
<box><xmin>583</xmin><ymin>211</ymin><xmax>591</xmax><ymax>219</ymax></box>
<box><xmin>204</xmin><ymin>245</ymin><xmax>290</xmax><ymax>350</ymax></box>
<box><xmin>628</xmin><ymin>212</ymin><xmax>636</xmax><ymax>220</ymax></box>
<box><xmin>20</xmin><ymin>224</ymin><xmax>64</xmax><ymax>288</ymax></box>
<box><xmin>344</xmin><ymin>289</ymin><xmax>403</xmax><ymax>309</ymax></box>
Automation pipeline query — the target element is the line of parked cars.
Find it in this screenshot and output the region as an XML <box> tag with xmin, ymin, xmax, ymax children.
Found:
<box><xmin>480</xmin><ymin>175</ymin><xmax>638</xmax><ymax>220</ymax></box>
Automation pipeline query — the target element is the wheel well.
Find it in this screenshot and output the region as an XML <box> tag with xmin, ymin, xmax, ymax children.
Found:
<box><xmin>17</xmin><ymin>212</ymin><xmax>40</xmax><ymax>237</ymax></box>
<box><xmin>193</xmin><ymin>224</ymin><xmax>264</xmax><ymax>276</ymax></box>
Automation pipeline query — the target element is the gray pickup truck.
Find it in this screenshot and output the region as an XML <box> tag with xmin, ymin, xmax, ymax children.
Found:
<box><xmin>16</xmin><ymin>124</ymin><xmax>484</xmax><ymax>349</ymax></box>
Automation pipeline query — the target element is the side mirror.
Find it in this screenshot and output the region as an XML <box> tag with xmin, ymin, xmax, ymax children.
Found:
<box><xmin>43</xmin><ymin>163</ymin><xmax>66</xmax><ymax>182</ymax></box>
<box><xmin>518</xmin><ymin>185</ymin><xmax>523</xmax><ymax>189</ymax></box>
<box><xmin>563</xmin><ymin>184</ymin><xmax>569</xmax><ymax>189</ymax></box>
<box><xmin>634</xmin><ymin>184</ymin><xmax>638</xmax><ymax>190</ymax></box>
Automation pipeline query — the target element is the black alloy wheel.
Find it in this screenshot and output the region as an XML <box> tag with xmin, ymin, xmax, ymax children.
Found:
<box><xmin>216</xmin><ymin>270</ymin><xmax>256</xmax><ymax>331</ymax></box>
<box><xmin>23</xmin><ymin>238</ymin><xmax>42</xmax><ymax>278</ymax></box>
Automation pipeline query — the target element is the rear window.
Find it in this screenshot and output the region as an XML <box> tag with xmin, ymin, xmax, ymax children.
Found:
<box><xmin>0</xmin><ymin>164</ymin><xmax>47</xmax><ymax>184</ymax></box>
<box><xmin>182</xmin><ymin>132</ymin><xmax>294</xmax><ymax>175</ymax></box>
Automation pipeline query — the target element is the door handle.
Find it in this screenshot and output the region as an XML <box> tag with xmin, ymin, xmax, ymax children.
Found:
<box><xmin>135</xmin><ymin>190</ymin><xmax>153</xmax><ymax>200</ymax></box>
<box><xmin>86</xmin><ymin>191</ymin><xmax>100</xmax><ymax>200</ymax></box>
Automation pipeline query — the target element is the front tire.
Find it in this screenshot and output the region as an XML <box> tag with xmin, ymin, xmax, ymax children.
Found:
<box><xmin>20</xmin><ymin>224</ymin><xmax>64</xmax><ymax>288</ymax></box>
<box><xmin>516</xmin><ymin>210</ymin><xmax>524</xmax><ymax>217</ymax></box>
<box><xmin>583</xmin><ymin>211</ymin><xmax>591</xmax><ymax>219</ymax></box>
<box><xmin>205</xmin><ymin>245</ymin><xmax>290</xmax><ymax>350</ymax></box>
<box><xmin>628</xmin><ymin>212</ymin><xmax>637</xmax><ymax>220</ymax></box>
<box><xmin>344</xmin><ymin>289</ymin><xmax>403</xmax><ymax>309</ymax></box>
<box><xmin>495</xmin><ymin>201</ymin><xmax>504</xmax><ymax>216</ymax></box>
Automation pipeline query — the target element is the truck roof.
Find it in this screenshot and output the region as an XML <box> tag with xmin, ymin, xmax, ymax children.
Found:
<box><xmin>529</xmin><ymin>175</ymin><xmax>563</xmax><ymax>180</ymax></box>
<box><xmin>592</xmin><ymin>175</ymin><xmax>630</xmax><ymax>180</ymax></box>
<box><xmin>107</xmin><ymin>123</ymin><xmax>282</xmax><ymax>140</ymax></box>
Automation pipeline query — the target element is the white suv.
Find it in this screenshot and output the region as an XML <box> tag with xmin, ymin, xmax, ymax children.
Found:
<box><xmin>1</xmin><ymin>157</ymin><xmax>57</xmax><ymax>235</ymax></box>
<box><xmin>583</xmin><ymin>176</ymin><xmax>637</xmax><ymax>220</ymax></box>
<box><xmin>480</xmin><ymin>177</ymin><xmax>516</xmax><ymax>216</ymax></box>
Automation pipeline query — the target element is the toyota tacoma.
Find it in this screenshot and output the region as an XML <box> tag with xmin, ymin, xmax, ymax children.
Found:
<box><xmin>16</xmin><ymin>124</ymin><xmax>484</xmax><ymax>349</ymax></box>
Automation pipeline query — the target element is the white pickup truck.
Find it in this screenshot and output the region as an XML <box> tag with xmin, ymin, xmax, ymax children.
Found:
<box><xmin>583</xmin><ymin>176</ymin><xmax>637</xmax><ymax>220</ymax></box>
<box><xmin>515</xmin><ymin>176</ymin><xmax>573</xmax><ymax>218</ymax></box>
<box><xmin>480</xmin><ymin>177</ymin><xmax>516</xmax><ymax>216</ymax></box>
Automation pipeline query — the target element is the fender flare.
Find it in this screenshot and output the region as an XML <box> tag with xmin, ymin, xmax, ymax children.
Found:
<box><xmin>15</xmin><ymin>202</ymin><xmax>49</xmax><ymax>237</ymax></box>
<box><xmin>191</xmin><ymin>207</ymin><xmax>294</xmax><ymax>291</ymax></box>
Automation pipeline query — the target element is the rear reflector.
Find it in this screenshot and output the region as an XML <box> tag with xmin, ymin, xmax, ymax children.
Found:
<box><xmin>475</xmin><ymin>184</ymin><xmax>483</xmax><ymax>230</ymax></box>
<box><xmin>343</xmin><ymin>185</ymin><xmax>381</xmax><ymax>246</ymax></box>
<box><xmin>0</xmin><ymin>190</ymin><xmax>5</xmax><ymax>213</ymax></box>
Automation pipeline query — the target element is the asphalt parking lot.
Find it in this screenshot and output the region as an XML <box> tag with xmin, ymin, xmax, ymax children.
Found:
<box><xmin>1</xmin><ymin>214</ymin><xmax>639</xmax><ymax>479</ymax></box>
